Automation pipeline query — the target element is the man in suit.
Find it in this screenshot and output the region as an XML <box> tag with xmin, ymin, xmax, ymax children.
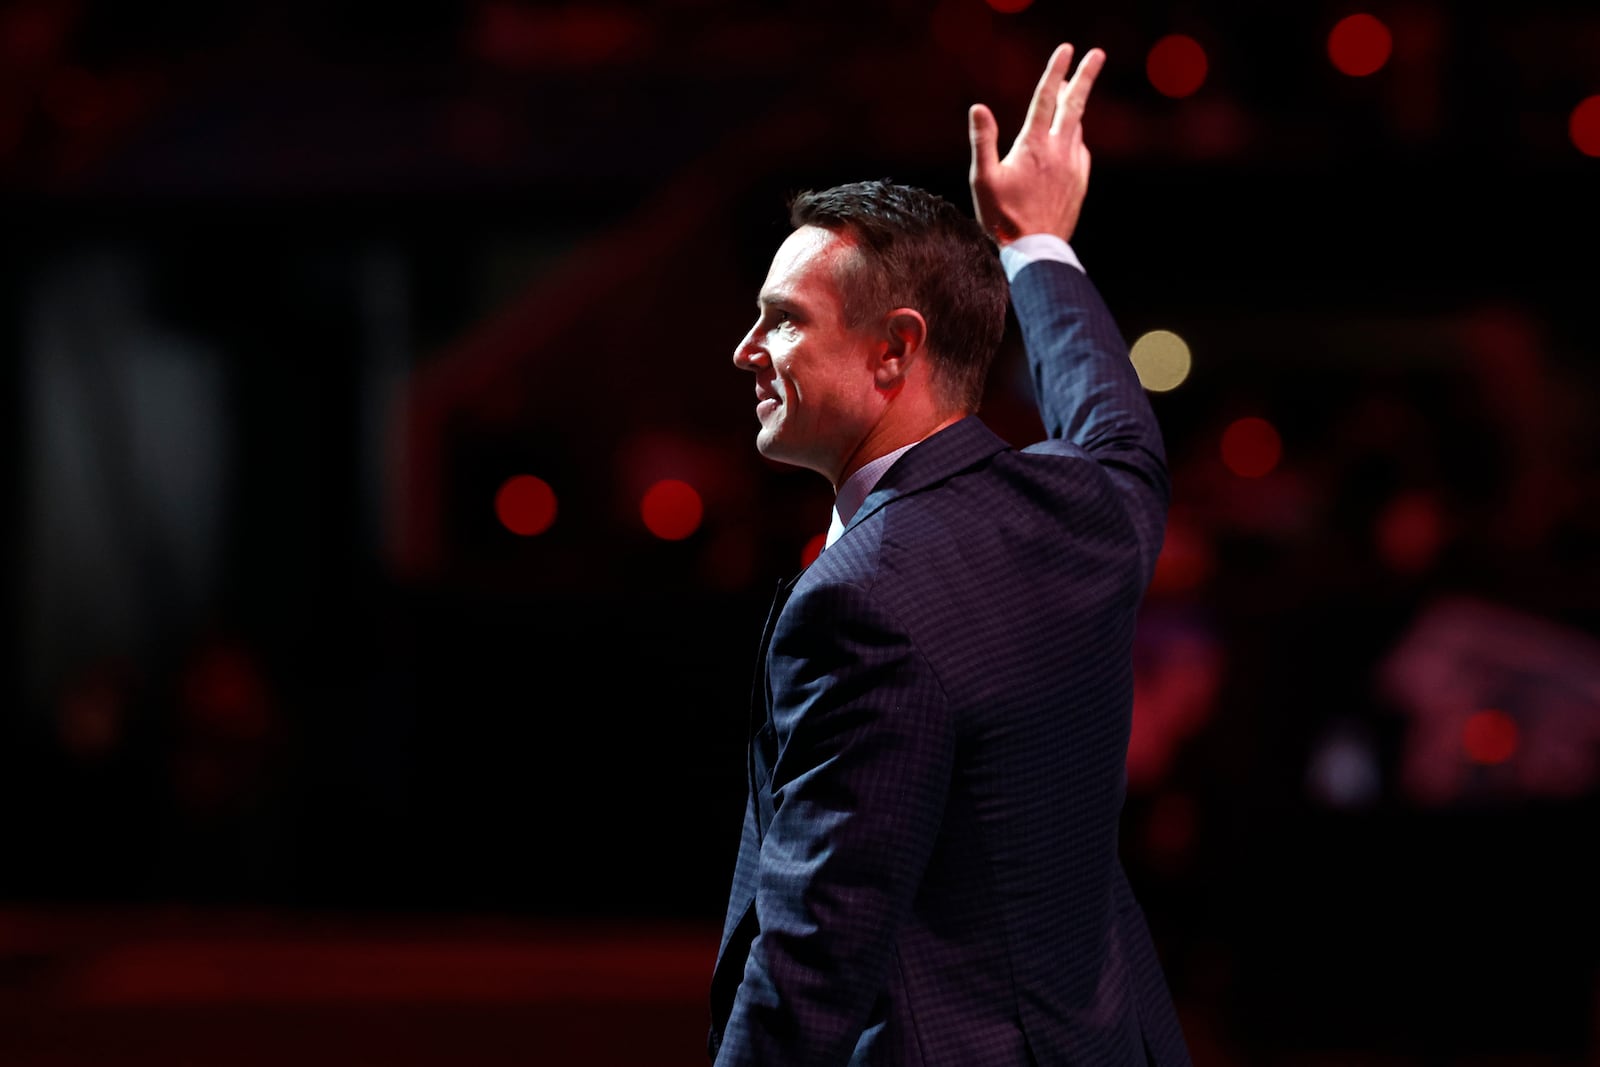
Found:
<box><xmin>709</xmin><ymin>43</ymin><xmax>1192</xmax><ymax>1066</ymax></box>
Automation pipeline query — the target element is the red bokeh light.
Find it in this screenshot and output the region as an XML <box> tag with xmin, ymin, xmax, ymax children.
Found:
<box><xmin>1375</xmin><ymin>491</ymin><xmax>1445</xmax><ymax>575</ymax></box>
<box><xmin>57</xmin><ymin>657</ymin><xmax>135</xmax><ymax>758</ymax></box>
<box><xmin>495</xmin><ymin>474</ymin><xmax>557</xmax><ymax>537</ymax></box>
<box><xmin>984</xmin><ymin>0</ymin><xmax>1033</xmax><ymax>12</ymax></box>
<box><xmin>473</xmin><ymin>3</ymin><xmax>642</xmax><ymax>69</ymax></box>
<box><xmin>1143</xmin><ymin>791</ymin><xmax>1197</xmax><ymax>866</ymax></box>
<box><xmin>1327</xmin><ymin>13</ymin><xmax>1393</xmax><ymax>77</ymax></box>
<box><xmin>1569</xmin><ymin>95</ymin><xmax>1600</xmax><ymax>158</ymax></box>
<box><xmin>1462</xmin><ymin>709</ymin><xmax>1519</xmax><ymax>765</ymax></box>
<box><xmin>800</xmin><ymin>532</ymin><xmax>826</xmax><ymax>568</ymax></box>
<box><xmin>1146</xmin><ymin>34</ymin><xmax>1208</xmax><ymax>99</ymax></box>
<box><xmin>1147</xmin><ymin>510</ymin><xmax>1214</xmax><ymax>595</ymax></box>
<box><xmin>640</xmin><ymin>479</ymin><xmax>703</xmax><ymax>541</ymax></box>
<box><xmin>181</xmin><ymin>639</ymin><xmax>273</xmax><ymax>740</ymax></box>
<box><xmin>1219</xmin><ymin>417</ymin><xmax>1282</xmax><ymax>478</ymax></box>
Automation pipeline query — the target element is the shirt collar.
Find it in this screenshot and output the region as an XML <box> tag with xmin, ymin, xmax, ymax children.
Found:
<box><xmin>825</xmin><ymin>441</ymin><xmax>918</xmax><ymax>549</ymax></box>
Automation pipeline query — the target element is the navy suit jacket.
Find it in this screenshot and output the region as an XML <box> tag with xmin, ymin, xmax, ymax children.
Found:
<box><xmin>708</xmin><ymin>258</ymin><xmax>1192</xmax><ymax>1067</ymax></box>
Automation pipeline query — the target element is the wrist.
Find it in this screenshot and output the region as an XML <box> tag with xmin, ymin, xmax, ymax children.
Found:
<box><xmin>999</xmin><ymin>234</ymin><xmax>1084</xmax><ymax>280</ymax></box>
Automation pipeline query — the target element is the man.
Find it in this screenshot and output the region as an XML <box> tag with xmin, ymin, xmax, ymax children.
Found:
<box><xmin>709</xmin><ymin>43</ymin><xmax>1192</xmax><ymax>1066</ymax></box>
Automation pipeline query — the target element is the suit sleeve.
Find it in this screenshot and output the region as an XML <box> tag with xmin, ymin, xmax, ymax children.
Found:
<box><xmin>714</xmin><ymin>578</ymin><xmax>955</xmax><ymax>1067</ymax></box>
<box><xmin>1009</xmin><ymin>258</ymin><xmax>1171</xmax><ymax>588</ymax></box>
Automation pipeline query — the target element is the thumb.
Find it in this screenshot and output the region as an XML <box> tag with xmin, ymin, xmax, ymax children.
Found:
<box><xmin>968</xmin><ymin>104</ymin><xmax>999</xmax><ymax>181</ymax></box>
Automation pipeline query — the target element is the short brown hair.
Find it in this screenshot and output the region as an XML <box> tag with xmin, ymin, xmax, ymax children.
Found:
<box><xmin>788</xmin><ymin>179</ymin><xmax>1008</xmax><ymax>413</ymax></box>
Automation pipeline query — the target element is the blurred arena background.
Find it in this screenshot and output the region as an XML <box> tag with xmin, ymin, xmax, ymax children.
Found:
<box><xmin>1</xmin><ymin>1</ymin><xmax>1597</xmax><ymax>1064</ymax></box>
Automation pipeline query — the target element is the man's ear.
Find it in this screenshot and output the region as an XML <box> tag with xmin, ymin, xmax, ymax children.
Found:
<box><xmin>875</xmin><ymin>307</ymin><xmax>928</xmax><ymax>387</ymax></box>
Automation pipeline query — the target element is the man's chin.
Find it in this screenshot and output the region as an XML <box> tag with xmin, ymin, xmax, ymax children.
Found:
<box><xmin>756</xmin><ymin>435</ymin><xmax>805</xmax><ymax>471</ymax></box>
<box><xmin>755</xmin><ymin>435</ymin><xmax>785</xmax><ymax>463</ymax></box>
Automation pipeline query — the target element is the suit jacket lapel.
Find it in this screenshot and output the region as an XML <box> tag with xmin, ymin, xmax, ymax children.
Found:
<box><xmin>837</xmin><ymin>416</ymin><xmax>1011</xmax><ymax>546</ymax></box>
<box><xmin>748</xmin><ymin>571</ymin><xmax>799</xmax><ymax>802</ymax></box>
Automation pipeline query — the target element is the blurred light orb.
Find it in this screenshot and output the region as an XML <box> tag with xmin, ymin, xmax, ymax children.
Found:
<box><xmin>495</xmin><ymin>474</ymin><xmax>558</xmax><ymax>536</ymax></box>
<box><xmin>1375</xmin><ymin>490</ymin><xmax>1445</xmax><ymax>575</ymax></box>
<box><xmin>1143</xmin><ymin>791</ymin><xmax>1197</xmax><ymax>864</ymax></box>
<box><xmin>641</xmin><ymin>478</ymin><xmax>703</xmax><ymax>541</ymax></box>
<box><xmin>1307</xmin><ymin>725</ymin><xmax>1382</xmax><ymax>809</ymax></box>
<box><xmin>1148</xmin><ymin>511</ymin><xmax>1213</xmax><ymax>594</ymax></box>
<box><xmin>1327</xmin><ymin>13</ymin><xmax>1393</xmax><ymax>77</ymax></box>
<box><xmin>983</xmin><ymin>0</ymin><xmax>1033</xmax><ymax>12</ymax></box>
<box><xmin>1220</xmin><ymin>416</ymin><xmax>1282</xmax><ymax>478</ymax></box>
<box><xmin>1570</xmin><ymin>95</ymin><xmax>1600</xmax><ymax>158</ymax></box>
<box><xmin>1130</xmin><ymin>329</ymin><xmax>1193</xmax><ymax>392</ymax></box>
<box><xmin>1463</xmin><ymin>708</ymin><xmax>1519</xmax><ymax>765</ymax></box>
<box><xmin>1146</xmin><ymin>34</ymin><xmax>1208</xmax><ymax>99</ymax></box>
<box><xmin>801</xmin><ymin>532</ymin><xmax>826</xmax><ymax>569</ymax></box>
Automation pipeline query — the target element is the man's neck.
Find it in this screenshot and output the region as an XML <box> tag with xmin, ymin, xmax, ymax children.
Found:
<box><xmin>834</xmin><ymin>411</ymin><xmax>965</xmax><ymax>491</ymax></box>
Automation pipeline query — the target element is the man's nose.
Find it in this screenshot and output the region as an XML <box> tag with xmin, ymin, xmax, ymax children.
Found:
<box><xmin>732</xmin><ymin>325</ymin><xmax>764</xmax><ymax>370</ymax></box>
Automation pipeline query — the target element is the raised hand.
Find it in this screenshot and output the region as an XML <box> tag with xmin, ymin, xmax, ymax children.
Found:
<box><xmin>968</xmin><ymin>43</ymin><xmax>1105</xmax><ymax>246</ymax></box>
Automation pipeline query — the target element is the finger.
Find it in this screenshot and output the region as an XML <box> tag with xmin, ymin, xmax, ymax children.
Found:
<box><xmin>968</xmin><ymin>103</ymin><xmax>1000</xmax><ymax>181</ymax></box>
<box><xmin>1051</xmin><ymin>79</ymin><xmax>1072</xmax><ymax>136</ymax></box>
<box><xmin>1064</xmin><ymin>121</ymin><xmax>1086</xmax><ymax>160</ymax></box>
<box><xmin>1019</xmin><ymin>42</ymin><xmax>1075</xmax><ymax>142</ymax></box>
<box><xmin>1052</xmin><ymin>46</ymin><xmax>1105</xmax><ymax>133</ymax></box>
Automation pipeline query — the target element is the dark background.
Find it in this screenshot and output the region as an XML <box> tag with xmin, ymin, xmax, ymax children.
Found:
<box><xmin>2</xmin><ymin>1</ymin><xmax>1597</xmax><ymax>1064</ymax></box>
